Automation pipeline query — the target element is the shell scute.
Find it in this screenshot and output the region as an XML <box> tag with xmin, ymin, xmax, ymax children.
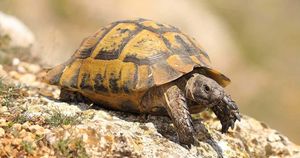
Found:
<box><xmin>91</xmin><ymin>23</ymin><xmax>140</xmax><ymax>60</ymax></box>
<box><xmin>119</xmin><ymin>29</ymin><xmax>170</xmax><ymax>64</ymax></box>
<box><xmin>79</xmin><ymin>73</ymin><xmax>93</xmax><ymax>90</ymax></box>
<box><xmin>59</xmin><ymin>59</ymin><xmax>82</xmax><ymax>89</ymax></box>
<box><xmin>119</xmin><ymin>62</ymin><xmax>138</xmax><ymax>92</ymax></box>
<box><xmin>105</xmin><ymin>60</ymin><xmax>123</xmax><ymax>93</ymax></box>
<box><xmin>94</xmin><ymin>73</ymin><xmax>109</xmax><ymax>93</ymax></box>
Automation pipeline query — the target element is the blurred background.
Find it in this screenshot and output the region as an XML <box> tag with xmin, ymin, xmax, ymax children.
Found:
<box><xmin>0</xmin><ymin>0</ymin><xmax>299</xmax><ymax>143</ymax></box>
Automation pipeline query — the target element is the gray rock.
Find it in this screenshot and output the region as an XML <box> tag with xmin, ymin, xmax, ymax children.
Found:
<box><xmin>0</xmin><ymin>11</ymin><xmax>35</xmax><ymax>49</ymax></box>
<box><xmin>25</xmin><ymin>96</ymin><xmax>300</xmax><ymax>158</ymax></box>
<box><xmin>0</xmin><ymin>12</ymin><xmax>35</xmax><ymax>64</ymax></box>
<box><xmin>2</xmin><ymin>61</ymin><xmax>300</xmax><ymax>157</ymax></box>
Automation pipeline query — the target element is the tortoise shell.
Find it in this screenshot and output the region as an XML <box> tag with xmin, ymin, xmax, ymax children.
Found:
<box><xmin>44</xmin><ymin>19</ymin><xmax>230</xmax><ymax>109</ymax></box>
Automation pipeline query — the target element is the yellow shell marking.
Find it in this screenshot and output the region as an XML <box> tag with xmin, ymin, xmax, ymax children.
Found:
<box><xmin>163</xmin><ymin>32</ymin><xmax>182</xmax><ymax>48</ymax></box>
<box><xmin>167</xmin><ymin>55</ymin><xmax>194</xmax><ymax>73</ymax></box>
<box><xmin>140</xmin><ymin>20</ymin><xmax>173</xmax><ymax>30</ymax></box>
<box><xmin>91</xmin><ymin>23</ymin><xmax>138</xmax><ymax>58</ymax></box>
<box><xmin>59</xmin><ymin>59</ymin><xmax>83</xmax><ymax>89</ymax></box>
<box><xmin>119</xmin><ymin>62</ymin><xmax>137</xmax><ymax>91</ymax></box>
<box><xmin>73</xmin><ymin>36</ymin><xmax>98</xmax><ymax>58</ymax></box>
<box><xmin>105</xmin><ymin>59</ymin><xmax>123</xmax><ymax>93</ymax></box>
<box><xmin>199</xmin><ymin>54</ymin><xmax>211</xmax><ymax>66</ymax></box>
<box><xmin>94</xmin><ymin>23</ymin><xmax>114</xmax><ymax>37</ymax></box>
<box><xmin>163</xmin><ymin>32</ymin><xmax>194</xmax><ymax>51</ymax></box>
<box><xmin>151</xmin><ymin>63</ymin><xmax>180</xmax><ymax>85</ymax></box>
<box><xmin>136</xmin><ymin>65</ymin><xmax>151</xmax><ymax>90</ymax></box>
<box><xmin>140</xmin><ymin>20</ymin><xmax>161</xmax><ymax>29</ymax></box>
<box><xmin>189</xmin><ymin>55</ymin><xmax>202</xmax><ymax>64</ymax></box>
<box><xmin>76</xmin><ymin>59</ymin><xmax>93</xmax><ymax>91</ymax></box>
<box><xmin>119</xmin><ymin>29</ymin><xmax>169</xmax><ymax>60</ymax></box>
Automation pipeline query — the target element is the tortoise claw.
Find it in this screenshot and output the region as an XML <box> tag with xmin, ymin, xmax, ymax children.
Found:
<box><xmin>234</xmin><ymin>111</ymin><xmax>241</xmax><ymax>121</ymax></box>
<box><xmin>230</xmin><ymin>120</ymin><xmax>235</xmax><ymax>129</ymax></box>
<box><xmin>212</xmin><ymin>95</ymin><xmax>241</xmax><ymax>133</ymax></box>
<box><xmin>221</xmin><ymin>123</ymin><xmax>229</xmax><ymax>133</ymax></box>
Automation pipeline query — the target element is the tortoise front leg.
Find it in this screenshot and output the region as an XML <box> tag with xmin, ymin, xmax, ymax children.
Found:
<box><xmin>164</xmin><ymin>85</ymin><xmax>195</xmax><ymax>145</ymax></box>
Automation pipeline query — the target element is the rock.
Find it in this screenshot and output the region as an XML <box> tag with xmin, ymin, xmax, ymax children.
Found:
<box><xmin>11</xmin><ymin>138</ymin><xmax>22</xmax><ymax>146</ymax></box>
<box><xmin>8</xmin><ymin>71</ymin><xmax>21</xmax><ymax>79</ymax></box>
<box><xmin>19</xmin><ymin>74</ymin><xmax>36</xmax><ymax>84</ymax></box>
<box><xmin>0</xmin><ymin>12</ymin><xmax>35</xmax><ymax>64</ymax></box>
<box><xmin>21</xmin><ymin>122</ymin><xmax>31</xmax><ymax>130</ymax></box>
<box><xmin>0</xmin><ymin>118</ymin><xmax>6</xmax><ymax>127</ymax></box>
<box><xmin>29</xmin><ymin>125</ymin><xmax>45</xmax><ymax>136</ymax></box>
<box><xmin>23</xmin><ymin>98</ymin><xmax>300</xmax><ymax>158</ymax></box>
<box><xmin>1</xmin><ymin>62</ymin><xmax>300</xmax><ymax>157</ymax></box>
<box><xmin>12</xmin><ymin>58</ymin><xmax>20</xmax><ymax>66</ymax></box>
<box><xmin>0</xmin><ymin>11</ymin><xmax>35</xmax><ymax>49</ymax></box>
<box><xmin>22</xmin><ymin>132</ymin><xmax>35</xmax><ymax>142</ymax></box>
<box><xmin>22</xmin><ymin>62</ymin><xmax>41</xmax><ymax>74</ymax></box>
<box><xmin>12</xmin><ymin>123</ymin><xmax>22</xmax><ymax>131</ymax></box>
<box><xmin>0</xmin><ymin>128</ymin><xmax>4</xmax><ymax>137</ymax></box>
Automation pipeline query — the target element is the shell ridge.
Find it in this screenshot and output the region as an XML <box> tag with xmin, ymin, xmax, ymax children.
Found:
<box><xmin>84</xmin><ymin>22</ymin><xmax>120</xmax><ymax>59</ymax></box>
<box><xmin>161</xmin><ymin>34</ymin><xmax>197</xmax><ymax>68</ymax></box>
<box><xmin>116</xmin><ymin>26</ymin><xmax>144</xmax><ymax>60</ymax></box>
<box><xmin>135</xmin><ymin>22</ymin><xmax>180</xmax><ymax>34</ymax></box>
<box><xmin>122</xmin><ymin>51</ymin><xmax>170</xmax><ymax>66</ymax></box>
<box><xmin>94</xmin><ymin>23</ymin><xmax>143</xmax><ymax>60</ymax></box>
<box><xmin>183</xmin><ymin>34</ymin><xmax>211</xmax><ymax>62</ymax></box>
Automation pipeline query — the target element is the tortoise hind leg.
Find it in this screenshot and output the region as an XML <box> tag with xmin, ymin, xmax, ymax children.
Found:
<box><xmin>59</xmin><ymin>88</ymin><xmax>91</xmax><ymax>104</ymax></box>
<box><xmin>163</xmin><ymin>85</ymin><xmax>195</xmax><ymax>145</ymax></box>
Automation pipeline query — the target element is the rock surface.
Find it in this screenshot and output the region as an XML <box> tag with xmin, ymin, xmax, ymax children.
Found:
<box><xmin>0</xmin><ymin>11</ymin><xmax>35</xmax><ymax>49</ymax></box>
<box><xmin>0</xmin><ymin>60</ymin><xmax>300</xmax><ymax>158</ymax></box>
<box><xmin>0</xmin><ymin>12</ymin><xmax>35</xmax><ymax>64</ymax></box>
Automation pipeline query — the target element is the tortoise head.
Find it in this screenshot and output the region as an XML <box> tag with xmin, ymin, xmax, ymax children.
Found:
<box><xmin>185</xmin><ymin>73</ymin><xmax>241</xmax><ymax>132</ymax></box>
<box><xmin>186</xmin><ymin>74</ymin><xmax>226</xmax><ymax>107</ymax></box>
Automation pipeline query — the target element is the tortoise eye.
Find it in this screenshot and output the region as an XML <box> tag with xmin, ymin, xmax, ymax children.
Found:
<box><xmin>204</xmin><ymin>84</ymin><xmax>211</xmax><ymax>92</ymax></box>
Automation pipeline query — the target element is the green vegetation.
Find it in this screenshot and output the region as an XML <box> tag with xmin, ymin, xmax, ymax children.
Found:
<box><xmin>45</xmin><ymin>110</ymin><xmax>83</xmax><ymax>127</ymax></box>
<box><xmin>3</xmin><ymin>110</ymin><xmax>28</xmax><ymax>131</ymax></box>
<box><xmin>0</xmin><ymin>78</ymin><xmax>22</xmax><ymax>106</ymax></box>
<box><xmin>54</xmin><ymin>137</ymin><xmax>89</xmax><ymax>158</ymax></box>
<box><xmin>11</xmin><ymin>113</ymin><xmax>28</xmax><ymax>124</ymax></box>
<box><xmin>21</xmin><ymin>141</ymin><xmax>35</xmax><ymax>155</ymax></box>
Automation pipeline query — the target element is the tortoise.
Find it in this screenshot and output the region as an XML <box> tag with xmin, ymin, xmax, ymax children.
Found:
<box><xmin>44</xmin><ymin>18</ymin><xmax>240</xmax><ymax>145</ymax></box>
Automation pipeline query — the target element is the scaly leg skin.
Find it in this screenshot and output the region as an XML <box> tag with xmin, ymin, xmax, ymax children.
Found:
<box><xmin>212</xmin><ymin>94</ymin><xmax>241</xmax><ymax>133</ymax></box>
<box><xmin>164</xmin><ymin>85</ymin><xmax>195</xmax><ymax>145</ymax></box>
<box><xmin>193</xmin><ymin>119</ymin><xmax>224</xmax><ymax>158</ymax></box>
<box><xmin>164</xmin><ymin>85</ymin><xmax>224</xmax><ymax>158</ymax></box>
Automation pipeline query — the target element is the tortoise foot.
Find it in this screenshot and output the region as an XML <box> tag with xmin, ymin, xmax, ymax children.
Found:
<box><xmin>212</xmin><ymin>95</ymin><xmax>241</xmax><ymax>133</ymax></box>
